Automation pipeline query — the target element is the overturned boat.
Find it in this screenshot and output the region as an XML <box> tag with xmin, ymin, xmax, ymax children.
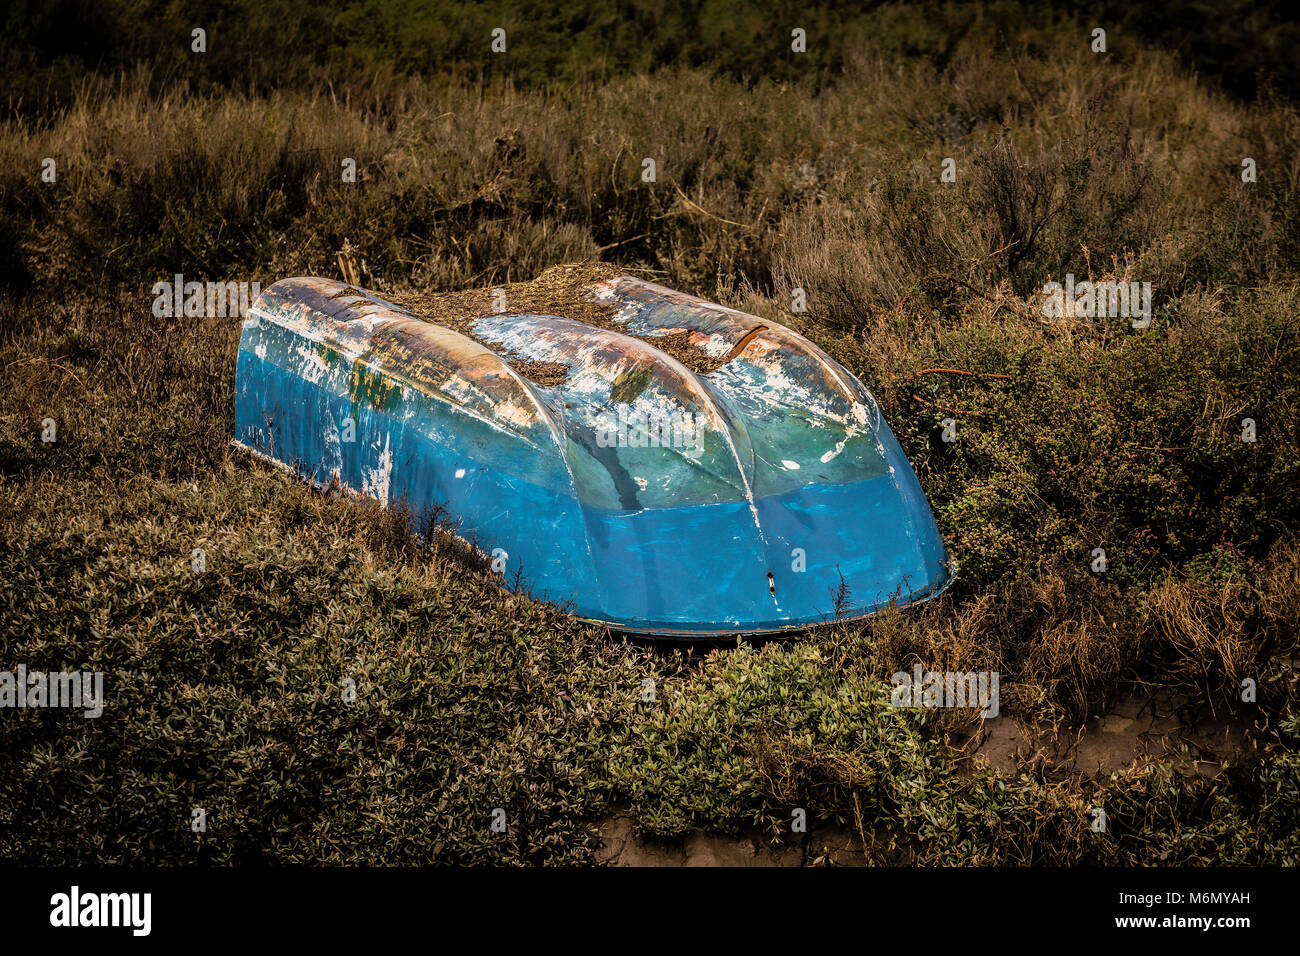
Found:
<box><xmin>233</xmin><ymin>265</ymin><xmax>951</xmax><ymax>636</ymax></box>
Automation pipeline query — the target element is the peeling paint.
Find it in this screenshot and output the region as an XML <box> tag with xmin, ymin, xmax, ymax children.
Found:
<box><xmin>362</xmin><ymin>432</ymin><xmax>393</xmax><ymax>503</ymax></box>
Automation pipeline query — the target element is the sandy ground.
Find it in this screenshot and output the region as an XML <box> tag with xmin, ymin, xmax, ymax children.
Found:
<box><xmin>959</xmin><ymin>688</ymin><xmax>1255</xmax><ymax>778</ymax></box>
<box><xmin>597</xmin><ymin>687</ymin><xmax>1259</xmax><ymax>866</ymax></box>
<box><xmin>597</xmin><ymin>815</ymin><xmax>868</xmax><ymax>866</ymax></box>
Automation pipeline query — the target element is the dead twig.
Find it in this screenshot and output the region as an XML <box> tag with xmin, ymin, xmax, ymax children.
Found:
<box><xmin>4</xmin><ymin>357</ymin><xmax>92</xmax><ymax>394</ymax></box>
<box><xmin>907</xmin><ymin>367</ymin><xmax>1013</xmax><ymax>382</ymax></box>
<box><xmin>910</xmin><ymin>393</ymin><xmax>987</xmax><ymax>416</ymax></box>
<box><xmin>595</xmin><ymin>232</ymin><xmax>650</xmax><ymax>252</ymax></box>
<box><xmin>671</xmin><ymin>181</ymin><xmax>754</xmax><ymax>229</ymax></box>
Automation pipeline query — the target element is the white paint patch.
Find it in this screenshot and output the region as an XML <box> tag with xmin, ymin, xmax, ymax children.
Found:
<box><xmin>440</xmin><ymin>373</ymin><xmax>483</xmax><ymax>407</ymax></box>
<box><xmin>362</xmin><ymin>433</ymin><xmax>393</xmax><ymax>504</ymax></box>
<box><xmin>820</xmin><ymin>438</ymin><xmax>848</xmax><ymax>464</ymax></box>
<box><xmin>781</xmin><ymin>459</ymin><xmax>801</xmax><ymax>470</ymax></box>
<box><xmin>701</xmin><ymin>333</ymin><xmax>732</xmax><ymax>358</ymax></box>
<box><xmin>441</xmin><ymin>373</ymin><xmax>534</xmax><ymax>430</ymax></box>
<box><xmin>293</xmin><ymin>342</ymin><xmax>330</xmax><ymax>385</ymax></box>
<box><xmin>589</xmin><ymin>281</ymin><xmax>619</xmax><ymax>305</ymax></box>
<box><xmin>492</xmin><ymin>398</ymin><xmax>538</xmax><ymax>431</ymax></box>
<box><xmin>852</xmin><ymin>396</ymin><xmax>881</xmax><ymax>430</ymax></box>
<box><xmin>322</xmin><ymin>416</ymin><xmax>343</xmax><ymax>478</ymax></box>
<box><xmin>454</xmin><ymin>468</ymin><xmax>466</xmax><ymax>479</ymax></box>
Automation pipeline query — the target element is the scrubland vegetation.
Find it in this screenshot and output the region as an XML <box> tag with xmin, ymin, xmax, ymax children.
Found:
<box><xmin>1</xmin><ymin>2</ymin><xmax>1298</xmax><ymax>863</ymax></box>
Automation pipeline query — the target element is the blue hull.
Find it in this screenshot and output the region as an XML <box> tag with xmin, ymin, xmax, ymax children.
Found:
<box><xmin>233</xmin><ymin>273</ymin><xmax>952</xmax><ymax>635</ymax></box>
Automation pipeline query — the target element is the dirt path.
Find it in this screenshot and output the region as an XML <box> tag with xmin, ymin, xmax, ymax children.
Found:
<box><xmin>599</xmin><ymin>688</ymin><xmax>1261</xmax><ymax>866</ymax></box>
<box><xmin>597</xmin><ymin>816</ymin><xmax>867</xmax><ymax>866</ymax></box>
<box><xmin>959</xmin><ymin>688</ymin><xmax>1257</xmax><ymax>779</ymax></box>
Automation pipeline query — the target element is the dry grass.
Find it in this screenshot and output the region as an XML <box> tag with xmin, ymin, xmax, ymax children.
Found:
<box><xmin>2</xmin><ymin>5</ymin><xmax>1299</xmax><ymax>864</ymax></box>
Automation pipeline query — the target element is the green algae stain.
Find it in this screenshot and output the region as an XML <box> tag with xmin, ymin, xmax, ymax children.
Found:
<box><xmin>610</xmin><ymin>366</ymin><xmax>652</xmax><ymax>404</ymax></box>
<box><xmin>348</xmin><ymin>359</ymin><xmax>403</xmax><ymax>412</ymax></box>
